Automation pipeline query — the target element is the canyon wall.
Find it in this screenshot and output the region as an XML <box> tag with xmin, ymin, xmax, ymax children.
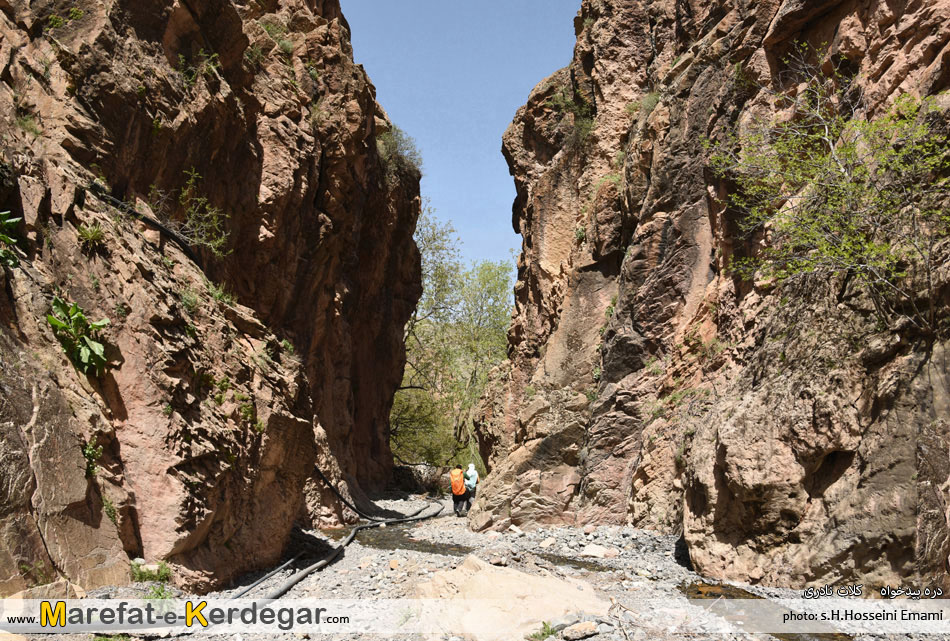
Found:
<box><xmin>473</xmin><ymin>0</ymin><xmax>950</xmax><ymax>589</ymax></box>
<box><xmin>0</xmin><ymin>0</ymin><xmax>419</xmax><ymax>594</ymax></box>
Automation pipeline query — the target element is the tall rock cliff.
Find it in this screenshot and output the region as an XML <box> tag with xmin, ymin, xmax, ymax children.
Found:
<box><xmin>0</xmin><ymin>0</ymin><xmax>420</xmax><ymax>594</ymax></box>
<box><xmin>474</xmin><ymin>0</ymin><xmax>950</xmax><ymax>590</ymax></box>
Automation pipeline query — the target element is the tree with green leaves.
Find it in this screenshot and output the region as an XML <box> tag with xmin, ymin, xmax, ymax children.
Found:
<box><xmin>710</xmin><ymin>46</ymin><xmax>950</xmax><ymax>337</ymax></box>
<box><xmin>391</xmin><ymin>204</ymin><xmax>513</xmax><ymax>470</ymax></box>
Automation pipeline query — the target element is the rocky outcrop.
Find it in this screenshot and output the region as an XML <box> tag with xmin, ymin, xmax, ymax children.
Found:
<box><xmin>473</xmin><ymin>0</ymin><xmax>950</xmax><ymax>590</ymax></box>
<box><xmin>0</xmin><ymin>0</ymin><xmax>419</xmax><ymax>594</ymax></box>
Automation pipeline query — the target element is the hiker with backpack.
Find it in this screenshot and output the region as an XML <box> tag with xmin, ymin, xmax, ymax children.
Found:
<box><xmin>463</xmin><ymin>463</ymin><xmax>478</xmax><ymax>513</ymax></box>
<box><xmin>450</xmin><ymin>464</ymin><xmax>467</xmax><ymax>517</ymax></box>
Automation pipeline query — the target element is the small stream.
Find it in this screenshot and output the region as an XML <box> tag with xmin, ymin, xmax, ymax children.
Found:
<box><xmin>322</xmin><ymin>523</ymin><xmax>611</xmax><ymax>572</ymax></box>
<box><xmin>681</xmin><ymin>582</ymin><xmax>854</xmax><ymax>641</ymax></box>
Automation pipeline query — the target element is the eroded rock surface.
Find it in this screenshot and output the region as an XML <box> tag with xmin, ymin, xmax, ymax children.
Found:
<box><xmin>0</xmin><ymin>0</ymin><xmax>419</xmax><ymax>594</ymax></box>
<box><xmin>473</xmin><ymin>0</ymin><xmax>950</xmax><ymax>589</ymax></box>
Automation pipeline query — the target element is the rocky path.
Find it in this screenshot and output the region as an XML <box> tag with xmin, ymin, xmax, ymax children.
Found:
<box><xmin>69</xmin><ymin>494</ymin><xmax>938</xmax><ymax>641</ymax></box>
<box><xmin>198</xmin><ymin>495</ymin><xmax>928</xmax><ymax>641</ymax></box>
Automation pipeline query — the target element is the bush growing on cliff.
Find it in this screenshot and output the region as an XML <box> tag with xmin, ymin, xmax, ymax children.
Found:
<box><xmin>710</xmin><ymin>49</ymin><xmax>950</xmax><ymax>337</ymax></box>
<box><xmin>377</xmin><ymin>125</ymin><xmax>423</xmax><ymax>182</ymax></box>
<box><xmin>78</xmin><ymin>222</ymin><xmax>105</xmax><ymax>251</ymax></box>
<box><xmin>0</xmin><ymin>210</ymin><xmax>23</xmax><ymax>267</ymax></box>
<box><xmin>47</xmin><ymin>296</ymin><xmax>110</xmax><ymax>376</ymax></box>
<box><xmin>177</xmin><ymin>168</ymin><xmax>231</xmax><ymax>258</ymax></box>
<box><xmin>548</xmin><ymin>84</ymin><xmax>595</xmax><ymax>147</ymax></box>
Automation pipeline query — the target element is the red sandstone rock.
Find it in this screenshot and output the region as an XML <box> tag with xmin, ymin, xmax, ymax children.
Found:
<box><xmin>0</xmin><ymin>0</ymin><xmax>419</xmax><ymax>594</ymax></box>
<box><xmin>473</xmin><ymin>0</ymin><xmax>950</xmax><ymax>590</ymax></box>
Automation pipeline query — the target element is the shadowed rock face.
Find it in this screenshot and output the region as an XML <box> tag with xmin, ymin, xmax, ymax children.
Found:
<box><xmin>0</xmin><ymin>0</ymin><xmax>419</xmax><ymax>594</ymax></box>
<box><xmin>473</xmin><ymin>0</ymin><xmax>950</xmax><ymax>589</ymax></box>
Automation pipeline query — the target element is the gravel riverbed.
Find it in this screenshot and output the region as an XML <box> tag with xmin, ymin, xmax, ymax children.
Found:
<box><xmin>38</xmin><ymin>495</ymin><xmax>948</xmax><ymax>641</ymax></box>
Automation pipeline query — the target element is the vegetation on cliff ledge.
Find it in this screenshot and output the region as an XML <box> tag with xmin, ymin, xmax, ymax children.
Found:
<box><xmin>711</xmin><ymin>50</ymin><xmax>950</xmax><ymax>337</ymax></box>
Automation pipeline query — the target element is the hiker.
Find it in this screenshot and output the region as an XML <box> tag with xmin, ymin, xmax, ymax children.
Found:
<box><xmin>463</xmin><ymin>463</ymin><xmax>479</xmax><ymax>512</ymax></box>
<box><xmin>450</xmin><ymin>464</ymin><xmax>466</xmax><ymax>517</ymax></box>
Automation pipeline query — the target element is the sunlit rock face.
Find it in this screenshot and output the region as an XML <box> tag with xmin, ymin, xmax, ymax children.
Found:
<box><xmin>473</xmin><ymin>0</ymin><xmax>950</xmax><ymax>590</ymax></box>
<box><xmin>0</xmin><ymin>0</ymin><xmax>420</xmax><ymax>594</ymax></box>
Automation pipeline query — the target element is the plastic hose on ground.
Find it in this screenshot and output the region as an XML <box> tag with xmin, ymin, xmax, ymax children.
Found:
<box><xmin>262</xmin><ymin>502</ymin><xmax>444</xmax><ymax>600</ymax></box>
<box><xmin>311</xmin><ymin>464</ymin><xmax>428</xmax><ymax>522</ymax></box>
<box><xmin>230</xmin><ymin>465</ymin><xmax>446</xmax><ymax>600</ymax></box>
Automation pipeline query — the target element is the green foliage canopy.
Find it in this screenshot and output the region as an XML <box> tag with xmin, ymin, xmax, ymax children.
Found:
<box><xmin>710</xmin><ymin>53</ymin><xmax>950</xmax><ymax>336</ymax></box>
<box><xmin>391</xmin><ymin>205</ymin><xmax>512</xmax><ymax>470</ymax></box>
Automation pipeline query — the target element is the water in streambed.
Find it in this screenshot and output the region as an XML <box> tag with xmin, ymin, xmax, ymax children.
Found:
<box><xmin>321</xmin><ymin>523</ymin><xmax>612</xmax><ymax>572</ymax></box>
<box><xmin>680</xmin><ymin>582</ymin><xmax>854</xmax><ymax>641</ymax></box>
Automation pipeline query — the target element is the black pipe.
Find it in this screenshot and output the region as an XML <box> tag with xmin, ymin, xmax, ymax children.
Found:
<box><xmin>311</xmin><ymin>464</ymin><xmax>425</xmax><ymax>522</ymax></box>
<box><xmin>262</xmin><ymin>502</ymin><xmax>444</xmax><ymax>600</ymax></box>
<box><xmin>231</xmin><ymin>465</ymin><xmax>446</xmax><ymax>600</ymax></box>
<box><xmin>83</xmin><ymin>182</ymin><xmax>203</xmax><ymax>268</ymax></box>
<box><xmin>229</xmin><ymin>552</ymin><xmax>304</xmax><ymax>599</ymax></box>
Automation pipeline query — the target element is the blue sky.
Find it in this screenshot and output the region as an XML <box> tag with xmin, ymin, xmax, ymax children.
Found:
<box><xmin>341</xmin><ymin>1</ymin><xmax>581</xmax><ymax>265</ymax></box>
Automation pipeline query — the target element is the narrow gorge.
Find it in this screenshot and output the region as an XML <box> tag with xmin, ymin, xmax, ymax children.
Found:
<box><xmin>1</xmin><ymin>0</ymin><xmax>948</xmax><ymax>615</ymax></box>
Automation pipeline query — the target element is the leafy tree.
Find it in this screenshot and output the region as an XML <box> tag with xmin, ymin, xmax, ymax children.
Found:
<box><xmin>710</xmin><ymin>47</ymin><xmax>950</xmax><ymax>336</ymax></box>
<box><xmin>391</xmin><ymin>205</ymin><xmax>512</xmax><ymax>469</ymax></box>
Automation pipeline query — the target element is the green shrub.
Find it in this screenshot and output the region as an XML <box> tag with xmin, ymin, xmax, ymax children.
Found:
<box><xmin>145</xmin><ymin>584</ymin><xmax>173</xmax><ymax>600</ymax></box>
<box><xmin>178</xmin><ymin>168</ymin><xmax>230</xmax><ymax>257</ymax></box>
<box><xmin>68</xmin><ymin>7</ymin><xmax>84</xmax><ymax>20</ymax></box>
<box><xmin>78</xmin><ymin>223</ymin><xmax>105</xmax><ymax>250</ymax></box>
<box><xmin>305</xmin><ymin>60</ymin><xmax>319</xmax><ymax>81</ymax></box>
<box><xmin>177</xmin><ymin>50</ymin><xmax>220</xmax><ymax>88</ymax></box>
<box><xmin>280</xmin><ymin>338</ymin><xmax>295</xmax><ymax>354</ymax></box>
<box><xmin>131</xmin><ymin>560</ymin><xmax>172</xmax><ymax>583</ymax></box>
<box><xmin>47</xmin><ymin>15</ymin><xmax>64</xmax><ymax>29</ymax></box>
<box><xmin>102</xmin><ymin>497</ymin><xmax>118</xmax><ymax>525</ymax></box>
<box><xmin>47</xmin><ymin>297</ymin><xmax>110</xmax><ymax>375</ymax></box>
<box><xmin>261</xmin><ymin>20</ymin><xmax>286</xmax><ymax>40</ymax></box>
<box><xmin>180</xmin><ymin>288</ymin><xmax>199</xmax><ymax>314</ymax></box>
<box><xmin>547</xmin><ymin>85</ymin><xmax>595</xmax><ymax>146</ymax></box>
<box><xmin>162</xmin><ymin>403</ymin><xmax>173</xmax><ymax>417</ymax></box>
<box><xmin>377</xmin><ymin>125</ymin><xmax>423</xmax><ymax>179</ymax></box>
<box><xmin>278</xmin><ymin>39</ymin><xmax>293</xmax><ymax>55</ymax></box>
<box><xmin>244</xmin><ymin>45</ymin><xmax>265</xmax><ymax>69</ymax></box>
<box><xmin>574</xmin><ymin>226</ymin><xmax>587</xmax><ymax>242</ymax></box>
<box><xmin>528</xmin><ymin>621</ymin><xmax>556</xmax><ymax>640</ymax></box>
<box><xmin>15</xmin><ymin>114</ymin><xmax>41</xmax><ymax>137</ymax></box>
<box><xmin>710</xmin><ymin>54</ymin><xmax>950</xmax><ymax>336</ymax></box>
<box><xmin>641</xmin><ymin>92</ymin><xmax>660</xmax><ymax>115</ymax></box>
<box><xmin>83</xmin><ymin>437</ymin><xmax>102</xmax><ymax>477</ymax></box>
<box><xmin>206</xmin><ymin>279</ymin><xmax>235</xmax><ymax>305</ymax></box>
<box><xmin>0</xmin><ymin>211</ymin><xmax>23</xmax><ymax>267</ymax></box>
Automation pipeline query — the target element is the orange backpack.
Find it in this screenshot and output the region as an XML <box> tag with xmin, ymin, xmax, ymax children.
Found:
<box><xmin>450</xmin><ymin>469</ymin><xmax>465</xmax><ymax>495</ymax></box>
